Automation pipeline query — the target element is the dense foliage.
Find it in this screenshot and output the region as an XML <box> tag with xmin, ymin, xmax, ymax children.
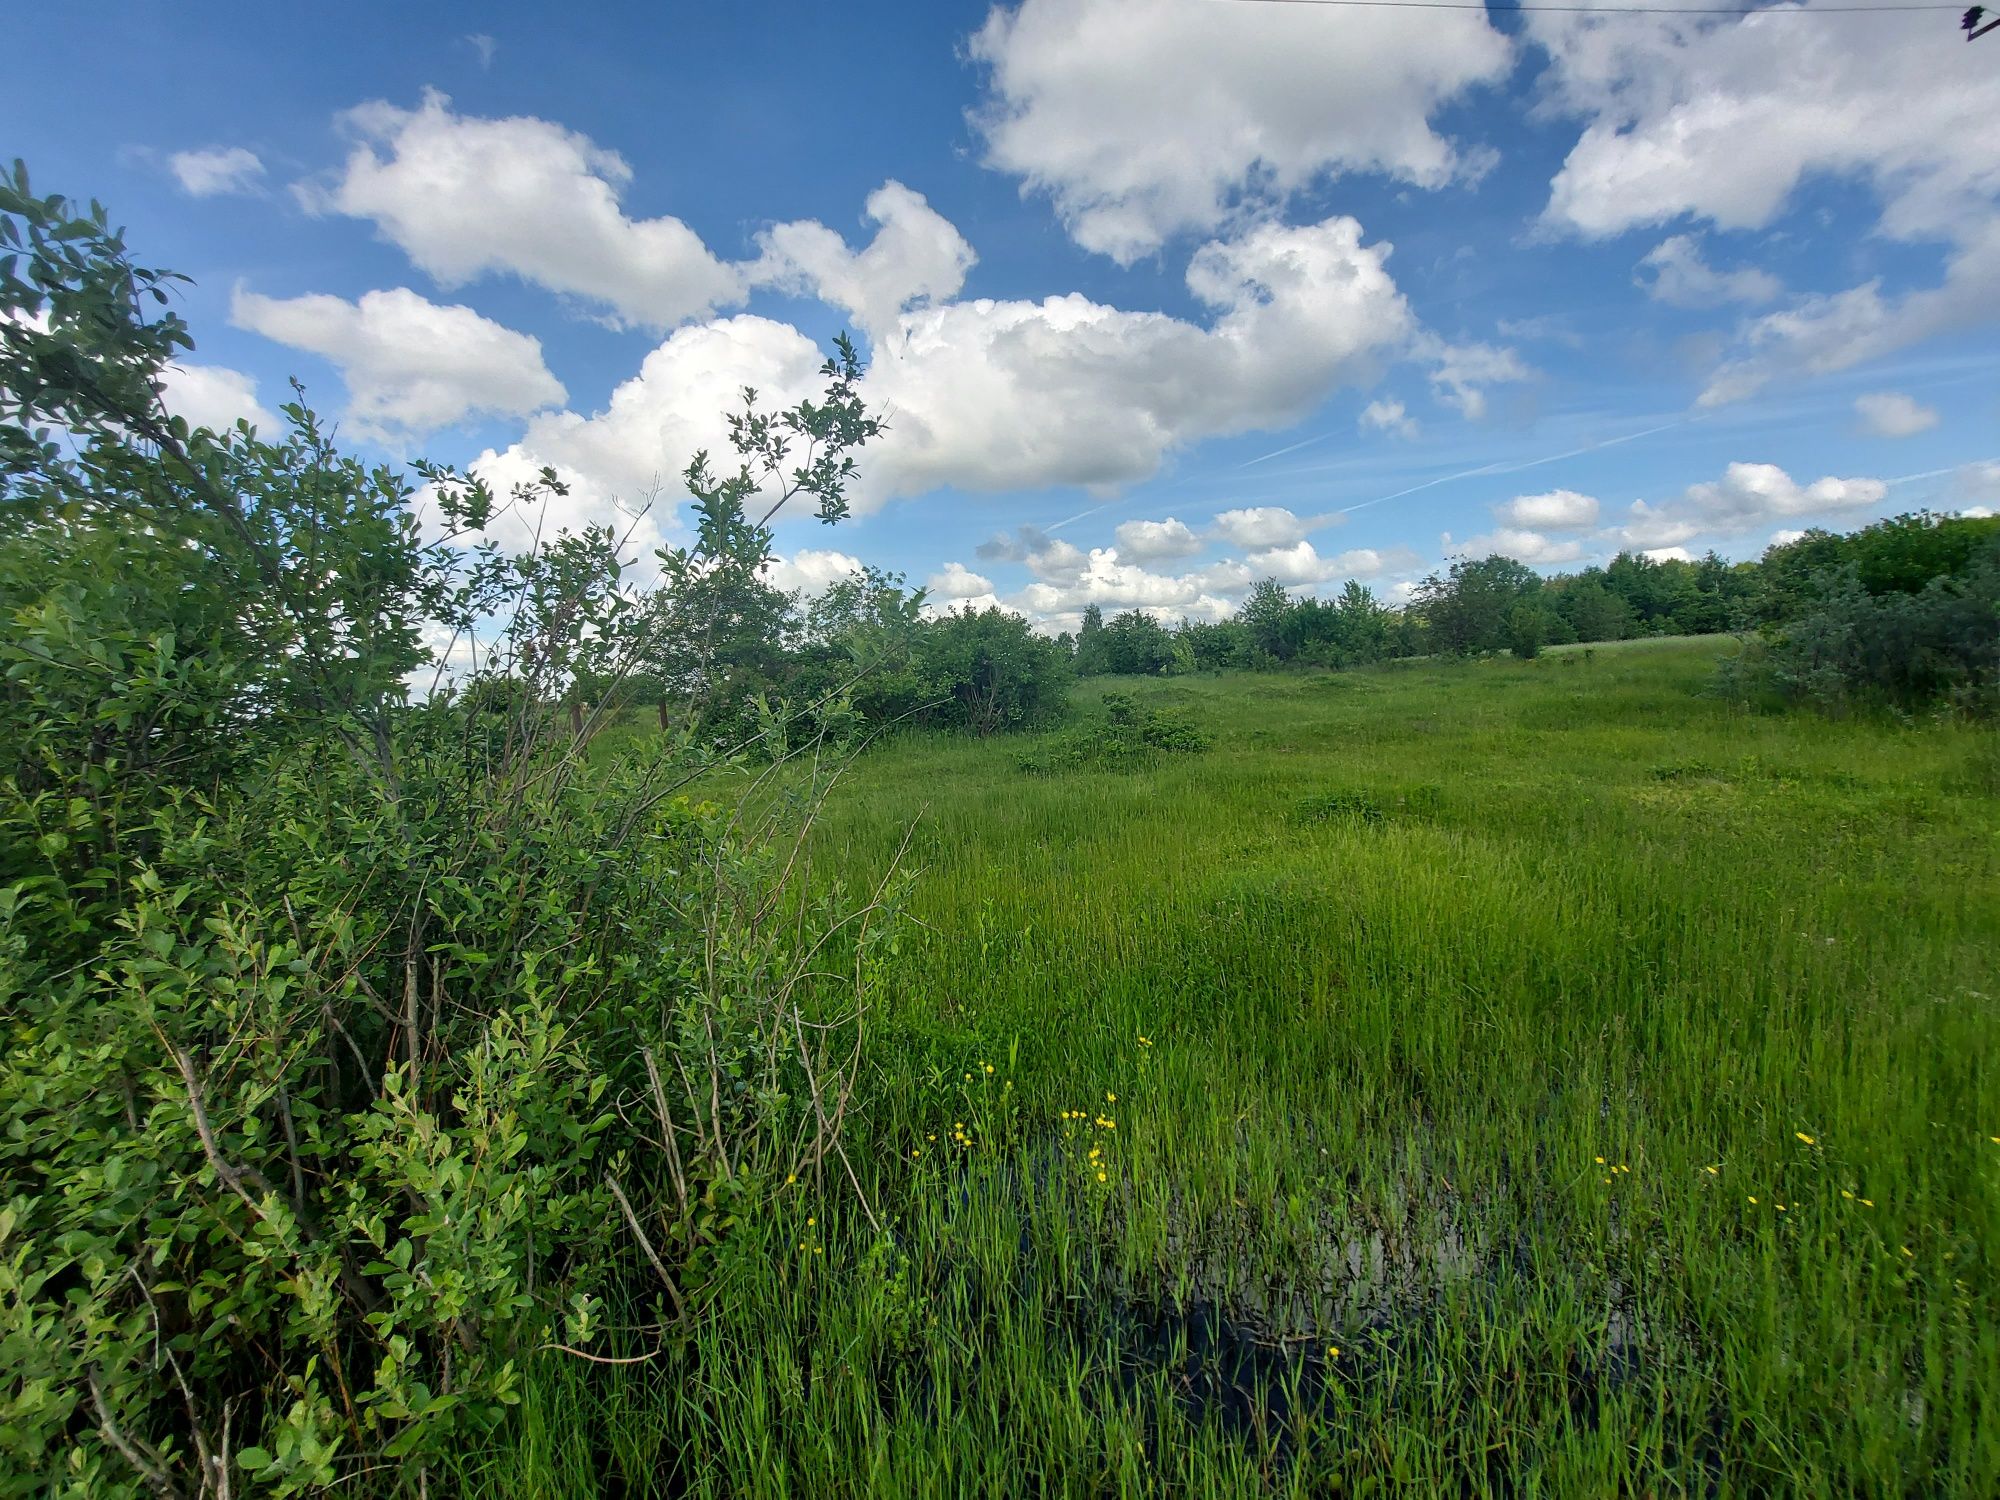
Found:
<box><xmin>0</xmin><ymin>168</ymin><xmax>899</xmax><ymax>1495</ymax></box>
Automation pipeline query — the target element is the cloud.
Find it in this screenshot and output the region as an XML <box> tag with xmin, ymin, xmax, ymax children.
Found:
<box><xmin>1533</xmin><ymin>8</ymin><xmax>2000</xmax><ymax>396</ymax></box>
<box><xmin>1211</xmin><ymin>506</ymin><xmax>1308</xmax><ymax>549</ymax></box>
<box><xmin>1769</xmin><ymin>529</ymin><xmax>1808</xmax><ymax>547</ymax></box>
<box><xmin>1495</xmin><ymin>488</ymin><xmax>1598</xmax><ymax>529</ymax></box>
<box><xmin>157</xmin><ymin>364</ymin><xmax>278</xmax><ymax>433</ymax></box>
<box><xmin>1421</xmin><ymin>337</ymin><xmax>1529</xmax><ymax>420</ymax></box>
<box><xmin>169</xmin><ymin>147</ymin><xmax>264</xmax><ymax>197</ymax></box>
<box><xmin>231</xmin><ymin>286</ymin><xmax>566</xmax><ymax>443</ymax></box>
<box><xmin>1244</xmin><ymin>539</ymin><xmax>1422</xmax><ymax>584</ymax></box>
<box><xmin>1635</xmin><ymin>234</ymin><xmax>1781</xmax><ymax>309</ymax></box>
<box><xmin>1852</xmin><ymin>390</ymin><xmax>1939</xmax><ymax>439</ymax></box>
<box><xmin>1008</xmin><ymin>545</ymin><xmax>1254</xmax><ymax>628</ymax></box>
<box><xmin>1113</xmin><ymin>517</ymin><xmax>1203</xmax><ymax>562</ymax></box>
<box><xmin>1450</xmin><ymin>526</ymin><xmax>1585</xmax><ymax>566</ymax></box>
<box><xmin>927</xmin><ymin>561</ymin><xmax>997</xmax><ymax>599</ymax></box>
<box><xmin>1359</xmin><ymin>398</ymin><xmax>1419</xmax><ymax>439</ymax></box>
<box><xmin>1606</xmin><ymin>460</ymin><xmax>1887</xmax><ymax>551</ymax></box>
<box><xmin>460</xmin><ymin>313</ymin><xmax>828</xmax><ymax>554</ymax></box>
<box><xmin>753</xmin><ymin>181</ymin><xmax>975</xmax><ymax>339</ymax></box>
<box><xmin>1696</xmin><ymin>224</ymin><xmax>2000</xmax><ymax>406</ymax></box>
<box><xmin>1534</xmin><ymin>9</ymin><xmax>2000</xmax><ymax>246</ymax></box>
<box><xmin>1951</xmin><ymin>461</ymin><xmax>2000</xmax><ymax>506</ymax></box>
<box><xmin>466</xmin><ymin>33</ymin><xmax>497</xmax><ymax>69</ymax></box>
<box><xmin>303</xmin><ymin>90</ymin><xmax>743</xmax><ymax>329</ymax></box>
<box><xmin>969</xmin><ymin>0</ymin><xmax>1512</xmax><ymax>262</ymax></box>
<box><xmin>763</xmin><ymin>548</ymin><xmax>863</xmax><ymax>595</ymax></box>
<box><xmin>861</xmin><ymin>214</ymin><xmax>1415</xmax><ymax>498</ymax></box>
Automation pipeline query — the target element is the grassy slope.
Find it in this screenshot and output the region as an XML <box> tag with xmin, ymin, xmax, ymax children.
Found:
<box><xmin>467</xmin><ymin>643</ymin><xmax>2000</xmax><ymax>1497</ymax></box>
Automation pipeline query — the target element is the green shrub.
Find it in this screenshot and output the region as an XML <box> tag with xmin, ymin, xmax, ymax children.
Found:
<box><xmin>1017</xmin><ymin>693</ymin><xmax>1210</xmax><ymax>773</ymax></box>
<box><xmin>0</xmin><ymin>167</ymin><xmax>896</xmax><ymax>1495</ymax></box>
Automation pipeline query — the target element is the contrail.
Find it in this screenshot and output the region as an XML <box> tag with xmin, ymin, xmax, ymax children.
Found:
<box><xmin>1338</xmin><ymin>417</ymin><xmax>1691</xmax><ymax>515</ymax></box>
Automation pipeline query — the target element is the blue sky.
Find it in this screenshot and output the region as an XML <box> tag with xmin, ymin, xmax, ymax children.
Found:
<box><xmin>11</xmin><ymin>0</ymin><xmax>1998</xmax><ymax>626</ymax></box>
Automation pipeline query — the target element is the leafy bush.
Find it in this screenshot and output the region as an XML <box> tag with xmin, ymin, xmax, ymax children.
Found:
<box><xmin>917</xmin><ymin>606</ymin><xmax>1073</xmax><ymax>736</ymax></box>
<box><xmin>1723</xmin><ymin>553</ymin><xmax>2000</xmax><ymax>718</ymax></box>
<box><xmin>0</xmin><ymin>167</ymin><xmax>897</xmax><ymax>1495</ymax></box>
<box><xmin>1017</xmin><ymin>693</ymin><xmax>1210</xmax><ymax>773</ymax></box>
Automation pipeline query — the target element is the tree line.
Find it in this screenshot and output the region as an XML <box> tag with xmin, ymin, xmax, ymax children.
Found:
<box><xmin>646</xmin><ymin>511</ymin><xmax>1996</xmax><ymax>748</ymax></box>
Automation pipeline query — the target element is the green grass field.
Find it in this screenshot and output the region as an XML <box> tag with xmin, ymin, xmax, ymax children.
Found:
<box><xmin>463</xmin><ymin>642</ymin><xmax>2000</xmax><ymax>1496</ymax></box>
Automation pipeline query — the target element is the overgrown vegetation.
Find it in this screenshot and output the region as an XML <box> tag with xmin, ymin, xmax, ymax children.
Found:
<box><xmin>5</xmin><ymin>169</ymin><xmax>1997</xmax><ymax>1498</ymax></box>
<box><xmin>0</xmin><ymin>167</ymin><xmax>901</xmax><ymax>1494</ymax></box>
<box><xmin>457</xmin><ymin>645</ymin><xmax>2000</xmax><ymax>1497</ymax></box>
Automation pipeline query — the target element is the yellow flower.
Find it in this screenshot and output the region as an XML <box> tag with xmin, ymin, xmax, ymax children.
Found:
<box><xmin>807</xmin><ymin>1217</ymin><xmax>816</xmax><ymax>1227</ymax></box>
<box><xmin>983</xmin><ymin>1064</ymin><xmax>995</xmax><ymax>1075</ymax></box>
<box><xmin>1901</xmin><ymin>1246</ymin><xmax>1915</xmax><ymax>1258</ymax></box>
<box><xmin>786</xmin><ymin>1174</ymin><xmax>797</xmax><ymax>1186</ymax></box>
<box><xmin>1705</xmin><ymin>1165</ymin><xmax>1720</xmax><ymax>1175</ymax></box>
<box><xmin>1137</xmin><ymin>1035</ymin><xmax>1151</xmax><ymax>1047</ymax></box>
<box><xmin>911</xmin><ymin>1149</ymin><xmax>921</xmax><ymax>1159</ymax></box>
<box><xmin>812</xmin><ymin>1246</ymin><xmax>822</xmax><ymax>1256</ymax></box>
<box><xmin>1594</xmin><ymin>1156</ymin><xmax>1606</xmax><ymax>1165</ymax></box>
<box><xmin>1860</xmin><ymin>1198</ymin><xmax>1874</xmax><ymax>1207</ymax></box>
<box><xmin>1096</xmin><ymin>1171</ymin><xmax>1107</xmax><ymax>1183</ymax></box>
<box><xmin>797</xmin><ymin>1242</ymin><xmax>806</xmax><ymax>1251</ymax></box>
<box><xmin>1106</xmin><ymin>1092</ymin><xmax>1117</xmax><ymax>1103</ymax></box>
<box><xmin>1748</xmin><ymin>1196</ymin><xmax>1758</xmax><ymax>1204</ymax></box>
<box><xmin>1796</xmin><ymin>1132</ymin><xmax>1816</xmax><ymax>1145</ymax></box>
<box><xmin>1775</xmin><ymin>1203</ymin><xmax>1787</xmax><ymax>1212</ymax></box>
<box><xmin>1326</xmin><ymin>1346</ymin><xmax>1340</xmax><ymax>1359</ymax></box>
<box><xmin>1841</xmin><ymin>1190</ymin><xmax>1854</xmax><ymax>1200</ymax></box>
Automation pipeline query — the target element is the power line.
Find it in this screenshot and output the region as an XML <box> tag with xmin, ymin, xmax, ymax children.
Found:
<box><xmin>1212</xmin><ymin>0</ymin><xmax>1963</xmax><ymax>15</ymax></box>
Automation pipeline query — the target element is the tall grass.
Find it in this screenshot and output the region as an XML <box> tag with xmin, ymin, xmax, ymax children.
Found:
<box><xmin>459</xmin><ymin>642</ymin><xmax>2000</xmax><ymax>1496</ymax></box>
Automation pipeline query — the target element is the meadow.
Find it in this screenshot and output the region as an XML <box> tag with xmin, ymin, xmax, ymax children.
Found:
<box><xmin>475</xmin><ymin>640</ymin><xmax>1996</xmax><ymax>1496</ymax></box>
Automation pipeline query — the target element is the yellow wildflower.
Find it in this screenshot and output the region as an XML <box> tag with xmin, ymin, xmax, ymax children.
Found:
<box><xmin>1137</xmin><ymin>1035</ymin><xmax>1151</xmax><ymax>1047</ymax></box>
<box><xmin>1796</xmin><ymin>1132</ymin><xmax>1816</xmax><ymax>1146</ymax></box>
<box><xmin>1096</xmin><ymin>1171</ymin><xmax>1107</xmax><ymax>1183</ymax></box>
<box><xmin>1106</xmin><ymin>1092</ymin><xmax>1117</xmax><ymax>1103</ymax></box>
<box><xmin>1705</xmin><ymin>1165</ymin><xmax>1720</xmax><ymax>1175</ymax></box>
<box><xmin>1327</xmin><ymin>1346</ymin><xmax>1340</xmax><ymax>1359</ymax></box>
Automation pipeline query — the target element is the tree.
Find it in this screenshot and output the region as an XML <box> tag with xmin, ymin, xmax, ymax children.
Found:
<box><xmin>1073</xmin><ymin>602</ymin><xmax>1110</xmax><ymax>676</ymax></box>
<box><xmin>1239</xmin><ymin>578</ymin><xmax>1292</xmax><ymax>661</ymax></box>
<box><xmin>1100</xmin><ymin>608</ymin><xmax>1179</xmax><ymax>674</ymax></box>
<box><xmin>919</xmin><ymin>606</ymin><xmax>1073</xmax><ymax>733</ymax></box>
<box><xmin>1413</xmin><ymin>555</ymin><xmax>1541</xmax><ymax>656</ymax></box>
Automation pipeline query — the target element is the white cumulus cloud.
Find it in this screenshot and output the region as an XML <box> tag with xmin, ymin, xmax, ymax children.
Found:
<box><xmin>1113</xmin><ymin>517</ymin><xmax>1203</xmax><ymax>562</ymax></box>
<box><xmin>1605</xmin><ymin>461</ymin><xmax>1888</xmax><ymax>553</ymax></box>
<box><xmin>764</xmin><ymin>549</ymin><xmax>863</xmax><ymax>596</ymax></box>
<box><xmin>969</xmin><ymin>0</ymin><xmax>1512</xmax><ymax>262</ymax></box>
<box><xmin>862</xmin><ymin>215</ymin><xmax>1416</xmax><ymax>498</ymax></box>
<box><xmin>754</xmin><ymin>181</ymin><xmax>976</xmax><ymax>339</ymax></box>
<box><xmin>1495</xmin><ymin>488</ymin><xmax>1598</xmax><ymax>530</ymax></box>
<box><xmin>231</xmin><ymin>286</ymin><xmax>566</xmax><ymax>443</ymax></box>
<box><xmin>1451</xmin><ymin>527</ymin><xmax>1585</xmax><ymax>566</ymax></box>
<box><xmin>927</xmin><ymin>562</ymin><xmax>998</xmax><ymax>599</ymax></box>
<box><xmin>157</xmin><ymin>364</ymin><xmax>278</xmax><ymax>434</ymax></box>
<box><xmin>302</xmin><ymin>90</ymin><xmax>743</xmax><ymax>329</ymax></box>
<box><xmin>1211</xmin><ymin>506</ymin><xmax>1310</xmax><ymax>549</ymax></box>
